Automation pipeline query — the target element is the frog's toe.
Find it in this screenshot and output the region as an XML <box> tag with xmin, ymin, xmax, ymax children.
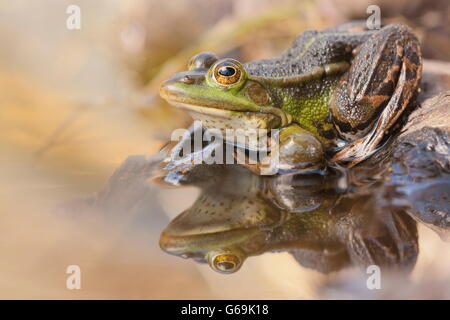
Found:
<box><xmin>331</xmin><ymin>137</ymin><xmax>378</xmax><ymax>167</ymax></box>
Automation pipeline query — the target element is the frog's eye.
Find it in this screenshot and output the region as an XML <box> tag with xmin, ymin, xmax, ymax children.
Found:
<box><xmin>188</xmin><ymin>52</ymin><xmax>218</xmax><ymax>70</ymax></box>
<box><xmin>208</xmin><ymin>251</ymin><xmax>242</xmax><ymax>274</ymax></box>
<box><xmin>212</xmin><ymin>60</ymin><xmax>243</xmax><ymax>86</ymax></box>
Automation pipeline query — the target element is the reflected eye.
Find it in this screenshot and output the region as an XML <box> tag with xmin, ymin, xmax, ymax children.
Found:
<box><xmin>212</xmin><ymin>60</ymin><xmax>243</xmax><ymax>86</ymax></box>
<box><xmin>188</xmin><ymin>52</ymin><xmax>218</xmax><ymax>70</ymax></box>
<box><xmin>209</xmin><ymin>252</ymin><xmax>242</xmax><ymax>274</ymax></box>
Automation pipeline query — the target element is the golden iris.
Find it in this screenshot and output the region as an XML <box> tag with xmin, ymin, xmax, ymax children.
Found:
<box><xmin>213</xmin><ymin>61</ymin><xmax>242</xmax><ymax>85</ymax></box>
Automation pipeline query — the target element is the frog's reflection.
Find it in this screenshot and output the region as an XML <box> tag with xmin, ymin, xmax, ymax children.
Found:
<box><xmin>159</xmin><ymin>164</ymin><xmax>418</xmax><ymax>274</ymax></box>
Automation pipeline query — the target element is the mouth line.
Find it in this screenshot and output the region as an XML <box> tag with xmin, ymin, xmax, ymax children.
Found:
<box><xmin>160</xmin><ymin>89</ymin><xmax>290</xmax><ymax>126</ymax></box>
<box><xmin>160</xmin><ymin>88</ymin><xmax>258</xmax><ymax>113</ymax></box>
<box><xmin>169</xmin><ymin>101</ymin><xmax>257</xmax><ymax>120</ymax></box>
<box><xmin>159</xmin><ymin>227</ymin><xmax>260</xmax><ymax>253</ymax></box>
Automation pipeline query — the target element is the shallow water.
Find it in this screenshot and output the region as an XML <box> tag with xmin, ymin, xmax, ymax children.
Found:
<box><xmin>57</xmin><ymin>143</ymin><xmax>448</xmax><ymax>299</ymax></box>
<box><xmin>155</xmin><ymin>142</ymin><xmax>449</xmax><ymax>274</ymax></box>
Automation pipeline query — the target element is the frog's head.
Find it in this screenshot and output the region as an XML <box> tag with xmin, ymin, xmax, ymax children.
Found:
<box><xmin>160</xmin><ymin>223</ymin><xmax>257</xmax><ymax>274</ymax></box>
<box><xmin>160</xmin><ymin>52</ymin><xmax>289</xmax><ymax>132</ymax></box>
<box><xmin>159</xmin><ymin>209</ymin><xmax>270</xmax><ymax>274</ymax></box>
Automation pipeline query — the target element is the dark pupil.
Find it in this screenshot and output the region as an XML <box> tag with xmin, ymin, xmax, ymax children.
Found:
<box><xmin>218</xmin><ymin>66</ymin><xmax>236</xmax><ymax>77</ymax></box>
<box><xmin>217</xmin><ymin>261</ymin><xmax>235</xmax><ymax>270</ymax></box>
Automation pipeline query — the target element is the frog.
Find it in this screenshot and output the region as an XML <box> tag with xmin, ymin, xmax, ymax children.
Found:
<box><xmin>159</xmin><ymin>164</ymin><xmax>418</xmax><ymax>274</ymax></box>
<box><xmin>160</xmin><ymin>21</ymin><xmax>422</xmax><ymax>173</ymax></box>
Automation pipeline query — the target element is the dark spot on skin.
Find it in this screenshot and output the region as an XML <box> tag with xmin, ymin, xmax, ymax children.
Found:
<box><xmin>321</xmin><ymin>129</ymin><xmax>336</xmax><ymax>139</ymax></box>
<box><xmin>333</xmin><ymin>117</ymin><xmax>356</xmax><ymax>136</ymax></box>
<box><xmin>360</xmin><ymin>95</ymin><xmax>390</xmax><ymax>109</ymax></box>
<box><xmin>405</xmin><ymin>48</ymin><xmax>420</xmax><ymax>65</ymax></box>
<box><xmin>377</xmin><ymin>80</ymin><xmax>395</xmax><ymax>96</ymax></box>
<box><xmin>403</xmin><ymin>58</ymin><xmax>419</xmax><ymax>81</ymax></box>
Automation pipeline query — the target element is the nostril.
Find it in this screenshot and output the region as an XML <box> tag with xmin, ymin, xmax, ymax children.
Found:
<box><xmin>180</xmin><ymin>75</ymin><xmax>195</xmax><ymax>84</ymax></box>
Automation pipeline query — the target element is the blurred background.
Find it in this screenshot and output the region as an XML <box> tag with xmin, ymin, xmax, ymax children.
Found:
<box><xmin>0</xmin><ymin>0</ymin><xmax>449</xmax><ymax>299</ymax></box>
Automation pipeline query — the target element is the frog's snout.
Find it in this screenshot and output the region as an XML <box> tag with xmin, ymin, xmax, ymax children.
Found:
<box><xmin>162</xmin><ymin>71</ymin><xmax>206</xmax><ymax>87</ymax></box>
<box><xmin>160</xmin><ymin>70</ymin><xmax>206</xmax><ymax>100</ymax></box>
<box><xmin>159</xmin><ymin>77</ymin><xmax>179</xmax><ymax>101</ymax></box>
<box><xmin>159</xmin><ymin>77</ymin><xmax>176</xmax><ymax>100</ymax></box>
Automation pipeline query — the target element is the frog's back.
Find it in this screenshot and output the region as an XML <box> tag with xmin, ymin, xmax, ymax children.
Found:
<box><xmin>245</xmin><ymin>28</ymin><xmax>374</xmax><ymax>78</ymax></box>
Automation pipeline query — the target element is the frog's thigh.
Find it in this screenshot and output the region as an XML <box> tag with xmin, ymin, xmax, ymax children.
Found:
<box><xmin>331</xmin><ymin>24</ymin><xmax>408</xmax><ymax>139</ymax></box>
<box><xmin>331</xmin><ymin>24</ymin><xmax>421</xmax><ymax>164</ymax></box>
<box><xmin>276</xmin><ymin>125</ymin><xmax>324</xmax><ymax>170</ymax></box>
<box><xmin>331</xmin><ymin>24</ymin><xmax>422</xmax><ymax>139</ymax></box>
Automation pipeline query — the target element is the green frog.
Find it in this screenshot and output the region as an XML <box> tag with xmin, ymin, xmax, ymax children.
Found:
<box><xmin>160</xmin><ymin>22</ymin><xmax>422</xmax><ymax>173</ymax></box>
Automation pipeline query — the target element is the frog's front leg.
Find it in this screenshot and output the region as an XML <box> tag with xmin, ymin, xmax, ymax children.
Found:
<box><xmin>330</xmin><ymin>23</ymin><xmax>422</xmax><ymax>167</ymax></box>
<box><xmin>240</xmin><ymin>125</ymin><xmax>325</xmax><ymax>175</ymax></box>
